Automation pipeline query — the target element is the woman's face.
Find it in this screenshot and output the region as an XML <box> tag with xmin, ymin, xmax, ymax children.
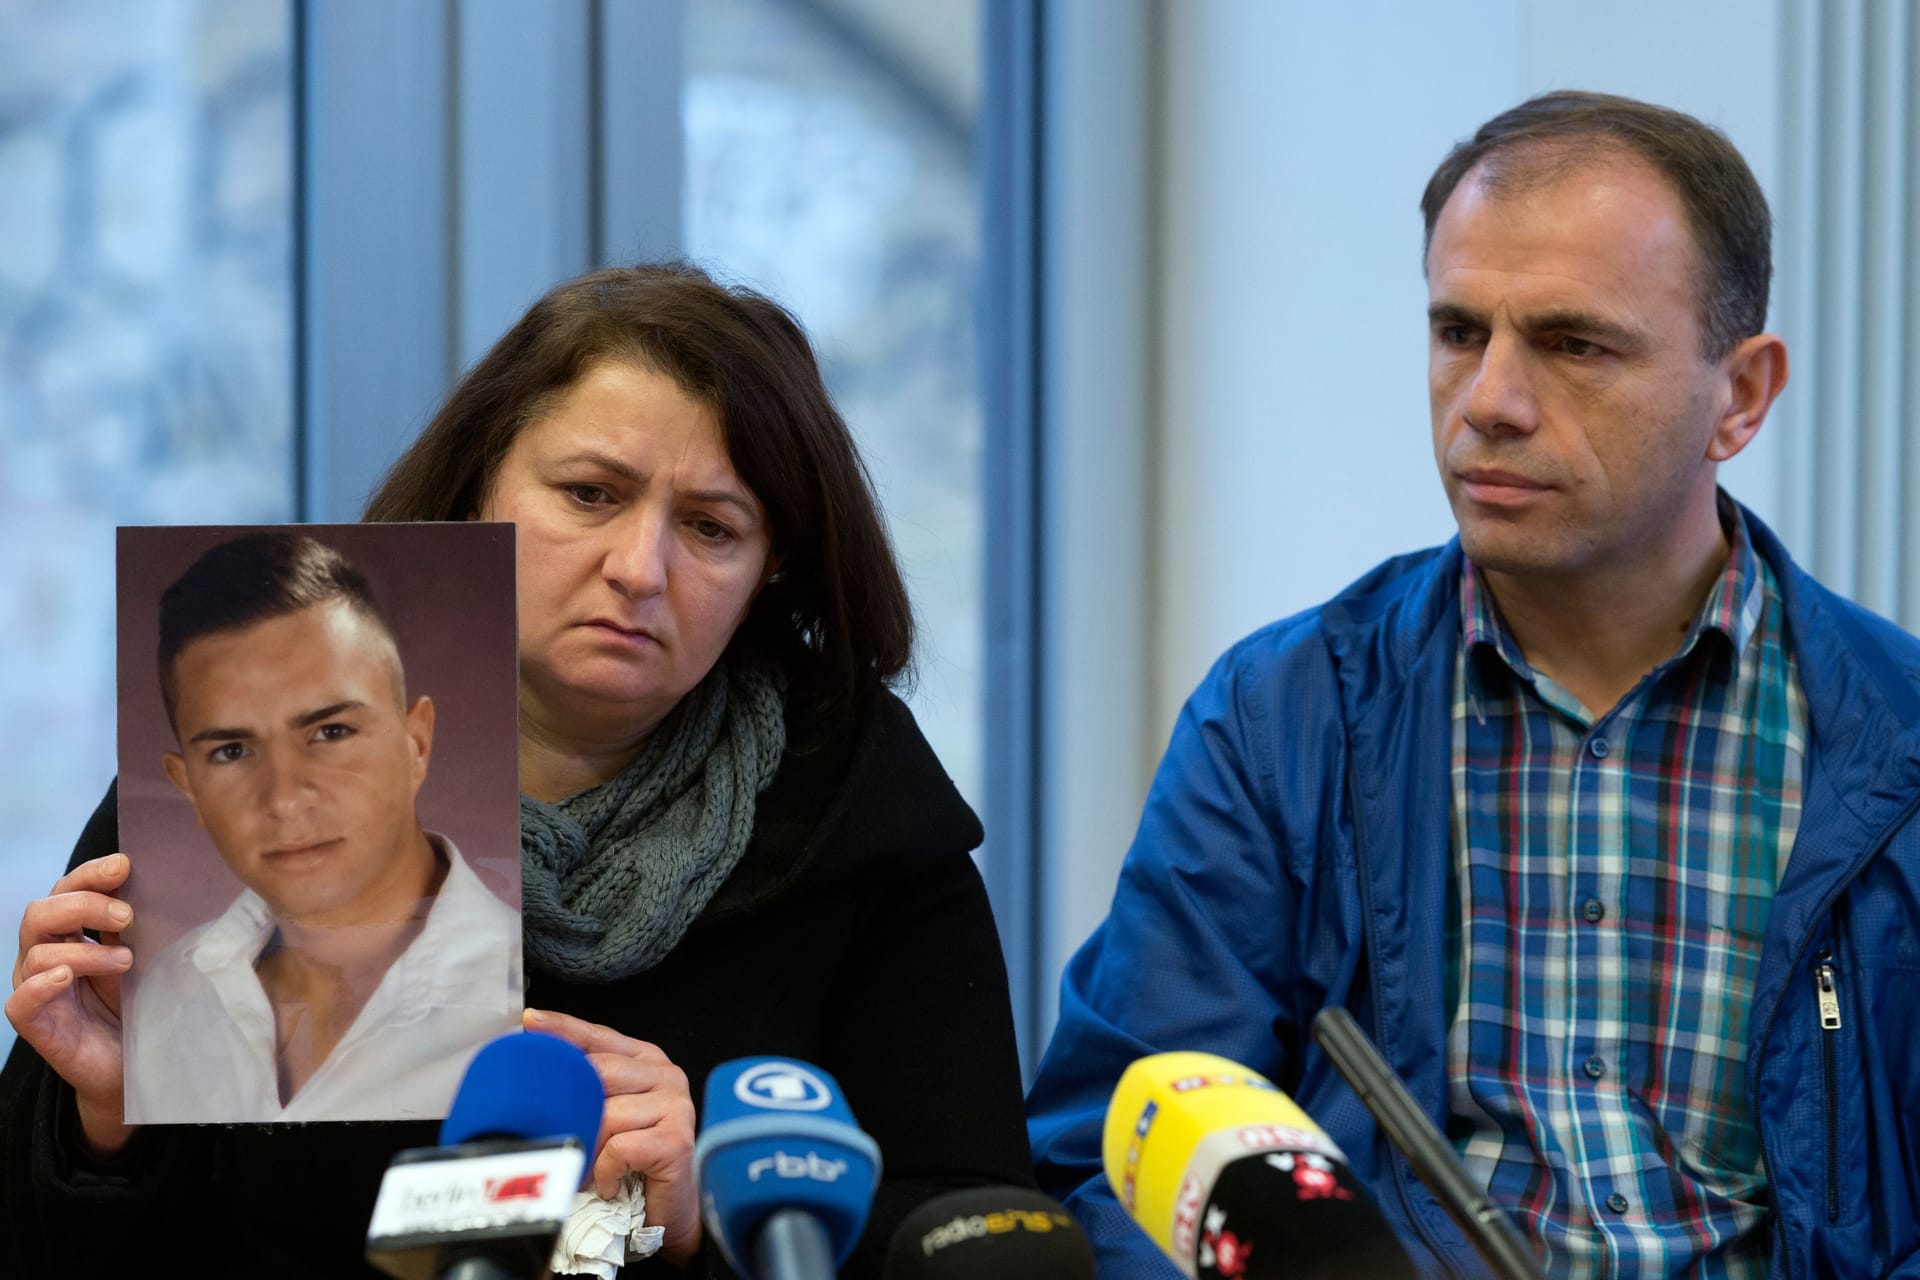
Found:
<box><xmin>480</xmin><ymin>361</ymin><xmax>777</xmax><ymax>747</ymax></box>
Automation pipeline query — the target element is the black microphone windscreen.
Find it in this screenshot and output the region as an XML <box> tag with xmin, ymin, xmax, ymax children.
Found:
<box><xmin>884</xmin><ymin>1187</ymin><xmax>1095</xmax><ymax>1279</ymax></box>
<box><xmin>1197</xmin><ymin>1151</ymin><xmax>1416</xmax><ymax>1280</ymax></box>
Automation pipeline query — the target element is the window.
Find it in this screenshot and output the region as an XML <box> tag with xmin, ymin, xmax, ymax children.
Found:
<box><xmin>0</xmin><ymin>1</ymin><xmax>294</xmax><ymax>995</ymax></box>
<box><xmin>685</xmin><ymin>0</ymin><xmax>986</xmax><ymax>811</ymax></box>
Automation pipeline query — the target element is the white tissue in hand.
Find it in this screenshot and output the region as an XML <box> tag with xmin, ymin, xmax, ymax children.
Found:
<box><xmin>549</xmin><ymin>1173</ymin><xmax>666</xmax><ymax>1279</ymax></box>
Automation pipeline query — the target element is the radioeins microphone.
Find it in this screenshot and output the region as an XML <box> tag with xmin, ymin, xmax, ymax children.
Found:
<box><xmin>883</xmin><ymin>1186</ymin><xmax>1095</xmax><ymax>1279</ymax></box>
<box><xmin>1104</xmin><ymin>1051</ymin><xmax>1416</xmax><ymax>1280</ymax></box>
<box><xmin>694</xmin><ymin>1056</ymin><xmax>881</xmax><ymax>1280</ymax></box>
<box><xmin>365</xmin><ymin>1032</ymin><xmax>605</xmax><ymax>1280</ymax></box>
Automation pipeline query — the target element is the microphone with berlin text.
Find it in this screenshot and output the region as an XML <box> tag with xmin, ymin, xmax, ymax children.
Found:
<box><xmin>694</xmin><ymin>1056</ymin><xmax>881</xmax><ymax>1280</ymax></box>
<box><xmin>1103</xmin><ymin>1050</ymin><xmax>1417</xmax><ymax>1280</ymax></box>
<box><xmin>882</xmin><ymin>1186</ymin><xmax>1095</xmax><ymax>1279</ymax></box>
<box><xmin>365</xmin><ymin>1031</ymin><xmax>605</xmax><ymax>1280</ymax></box>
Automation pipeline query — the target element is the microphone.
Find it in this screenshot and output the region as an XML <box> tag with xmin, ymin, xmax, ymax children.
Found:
<box><xmin>1103</xmin><ymin>1051</ymin><xmax>1416</xmax><ymax>1280</ymax></box>
<box><xmin>693</xmin><ymin>1056</ymin><xmax>881</xmax><ymax>1280</ymax></box>
<box><xmin>366</xmin><ymin>1032</ymin><xmax>605</xmax><ymax>1280</ymax></box>
<box><xmin>883</xmin><ymin>1186</ymin><xmax>1095</xmax><ymax>1278</ymax></box>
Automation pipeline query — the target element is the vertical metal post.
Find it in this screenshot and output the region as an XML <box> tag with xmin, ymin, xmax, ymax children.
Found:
<box><xmin>979</xmin><ymin>0</ymin><xmax>1046</xmax><ymax>1076</ymax></box>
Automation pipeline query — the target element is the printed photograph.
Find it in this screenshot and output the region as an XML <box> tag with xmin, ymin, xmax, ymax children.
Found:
<box><xmin>115</xmin><ymin>523</ymin><xmax>522</xmax><ymax>1124</ymax></box>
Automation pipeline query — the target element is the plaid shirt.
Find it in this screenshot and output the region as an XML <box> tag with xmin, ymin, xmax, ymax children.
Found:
<box><xmin>1445</xmin><ymin>502</ymin><xmax>1807</xmax><ymax>1279</ymax></box>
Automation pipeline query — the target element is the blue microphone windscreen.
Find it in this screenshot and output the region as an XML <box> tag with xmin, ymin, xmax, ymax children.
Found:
<box><xmin>700</xmin><ymin>1057</ymin><xmax>862</xmax><ymax>1129</ymax></box>
<box><xmin>696</xmin><ymin>1057</ymin><xmax>881</xmax><ymax>1273</ymax></box>
<box><xmin>439</xmin><ymin>1031</ymin><xmax>604</xmax><ymax>1154</ymax></box>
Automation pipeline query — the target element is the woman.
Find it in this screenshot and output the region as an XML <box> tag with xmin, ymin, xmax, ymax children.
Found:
<box><xmin>2</xmin><ymin>263</ymin><xmax>1033</xmax><ymax>1277</ymax></box>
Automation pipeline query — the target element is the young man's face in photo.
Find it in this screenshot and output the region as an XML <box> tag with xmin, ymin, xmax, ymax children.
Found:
<box><xmin>162</xmin><ymin>600</ymin><xmax>435</xmax><ymax>928</ymax></box>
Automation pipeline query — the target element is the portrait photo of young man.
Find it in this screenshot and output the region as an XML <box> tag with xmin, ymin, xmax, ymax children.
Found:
<box><xmin>116</xmin><ymin>526</ymin><xmax>522</xmax><ymax>1124</ymax></box>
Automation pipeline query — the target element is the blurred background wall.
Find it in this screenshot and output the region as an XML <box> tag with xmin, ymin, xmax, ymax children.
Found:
<box><xmin>3</xmin><ymin>0</ymin><xmax>1911</xmax><ymax>1072</ymax></box>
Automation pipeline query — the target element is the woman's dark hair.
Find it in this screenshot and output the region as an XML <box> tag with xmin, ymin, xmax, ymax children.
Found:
<box><xmin>363</xmin><ymin>262</ymin><xmax>912</xmax><ymax>716</ymax></box>
<box><xmin>1421</xmin><ymin>90</ymin><xmax>1771</xmax><ymax>362</ymax></box>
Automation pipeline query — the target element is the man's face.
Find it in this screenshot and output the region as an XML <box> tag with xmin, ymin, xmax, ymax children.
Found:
<box><xmin>1427</xmin><ymin>151</ymin><xmax>1740</xmax><ymax>582</ymax></box>
<box><xmin>161</xmin><ymin>601</ymin><xmax>434</xmax><ymax>928</ymax></box>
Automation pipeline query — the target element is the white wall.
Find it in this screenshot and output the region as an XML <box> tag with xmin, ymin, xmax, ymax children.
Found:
<box><xmin>1154</xmin><ymin>0</ymin><xmax>1518</xmax><ymax>733</ymax></box>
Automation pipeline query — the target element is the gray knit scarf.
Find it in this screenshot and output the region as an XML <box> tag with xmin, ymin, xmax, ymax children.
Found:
<box><xmin>518</xmin><ymin>659</ymin><xmax>788</xmax><ymax>983</ymax></box>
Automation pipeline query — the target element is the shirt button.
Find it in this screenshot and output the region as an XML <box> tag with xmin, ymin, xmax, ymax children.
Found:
<box><xmin>1606</xmin><ymin>1193</ymin><xmax>1630</xmax><ymax>1214</ymax></box>
<box><xmin>1589</xmin><ymin>737</ymin><xmax>1611</xmax><ymax>758</ymax></box>
<box><xmin>1582</xmin><ymin>899</ymin><xmax>1605</xmax><ymax>924</ymax></box>
<box><xmin>1584</xmin><ymin>1056</ymin><xmax>1605</xmax><ymax>1080</ymax></box>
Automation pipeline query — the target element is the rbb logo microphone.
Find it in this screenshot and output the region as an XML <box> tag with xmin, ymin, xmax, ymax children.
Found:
<box><xmin>883</xmin><ymin>1186</ymin><xmax>1095</xmax><ymax>1279</ymax></box>
<box><xmin>365</xmin><ymin>1032</ymin><xmax>604</xmax><ymax>1280</ymax></box>
<box><xmin>1103</xmin><ymin>1052</ymin><xmax>1415</xmax><ymax>1280</ymax></box>
<box><xmin>694</xmin><ymin>1057</ymin><xmax>881</xmax><ymax>1280</ymax></box>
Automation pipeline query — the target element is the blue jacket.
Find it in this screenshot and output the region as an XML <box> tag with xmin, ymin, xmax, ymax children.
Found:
<box><xmin>1028</xmin><ymin>511</ymin><xmax>1920</xmax><ymax>1279</ymax></box>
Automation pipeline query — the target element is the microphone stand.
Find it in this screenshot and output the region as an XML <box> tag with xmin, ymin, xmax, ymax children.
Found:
<box><xmin>439</xmin><ymin>1260</ymin><xmax>520</xmax><ymax>1280</ymax></box>
<box><xmin>754</xmin><ymin>1209</ymin><xmax>837</xmax><ymax>1280</ymax></box>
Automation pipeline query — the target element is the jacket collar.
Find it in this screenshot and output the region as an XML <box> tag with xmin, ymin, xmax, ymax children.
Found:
<box><xmin>1747</xmin><ymin>509</ymin><xmax>1920</xmax><ymax>791</ymax></box>
<box><xmin>1317</xmin><ymin>502</ymin><xmax>1920</xmax><ymax>824</ymax></box>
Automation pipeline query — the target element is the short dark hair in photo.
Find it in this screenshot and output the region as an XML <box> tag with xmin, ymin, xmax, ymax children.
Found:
<box><xmin>364</xmin><ymin>261</ymin><xmax>913</xmax><ymax>717</ymax></box>
<box><xmin>1420</xmin><ymin>90</ymin><xmax>1772</xmax><ymax>361</ymax></box>
<box><xmin>157</xmin><ymin>532</ymin><xmax>394</xmax><ymax>726</ymax></box>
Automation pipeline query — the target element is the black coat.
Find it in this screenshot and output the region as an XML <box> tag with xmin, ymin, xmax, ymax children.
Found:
<box><xmin>0</xmin><ymin>691</ymin><xmax>1035</xmax><ymax>1278</ymax></box>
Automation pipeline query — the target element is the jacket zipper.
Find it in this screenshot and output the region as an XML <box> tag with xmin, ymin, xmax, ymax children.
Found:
<box><xmin>1815</xmin><ymin>950</ymin><xmax>1841</xmax><ymax>1224</ymax></box>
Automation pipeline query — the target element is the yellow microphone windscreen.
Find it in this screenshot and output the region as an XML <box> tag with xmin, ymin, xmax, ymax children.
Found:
<box><xmin>1102</xmin><ymin>1052</ymin><xmax>1342</xmax><ymax>1267</ymax></box>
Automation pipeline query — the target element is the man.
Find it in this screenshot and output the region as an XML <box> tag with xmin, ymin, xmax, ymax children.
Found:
<box><xmin>124</xmin><ymin>532</ymin><xmax>520</xmax><ymax>1123</ymax></box>
<box><xmin>1028</xmin><ymin>92</ymin><xmax>1920</xmax><ymax>1278</ymax></box>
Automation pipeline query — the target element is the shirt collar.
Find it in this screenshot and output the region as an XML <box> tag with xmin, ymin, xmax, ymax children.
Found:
<box><xmin>1460</xmin><ymin>490</ymin><xmax>1765</xmax><ymax>679</ymax></box>
<box><xmin>186</xmin><ymin>832</ymin><xmax>512</xmax><ymax>1014</ymax></box>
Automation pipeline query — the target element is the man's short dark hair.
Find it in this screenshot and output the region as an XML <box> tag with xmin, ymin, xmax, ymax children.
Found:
<box><xmin>158</xmin><ymin>532</ymin><xmax>395</xmax><ymax>727</ymax></box>
<box><xmin>1420</xmin><ymin>90</ymin><xmax>1771</xmax><ymax>361</ymax></box>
